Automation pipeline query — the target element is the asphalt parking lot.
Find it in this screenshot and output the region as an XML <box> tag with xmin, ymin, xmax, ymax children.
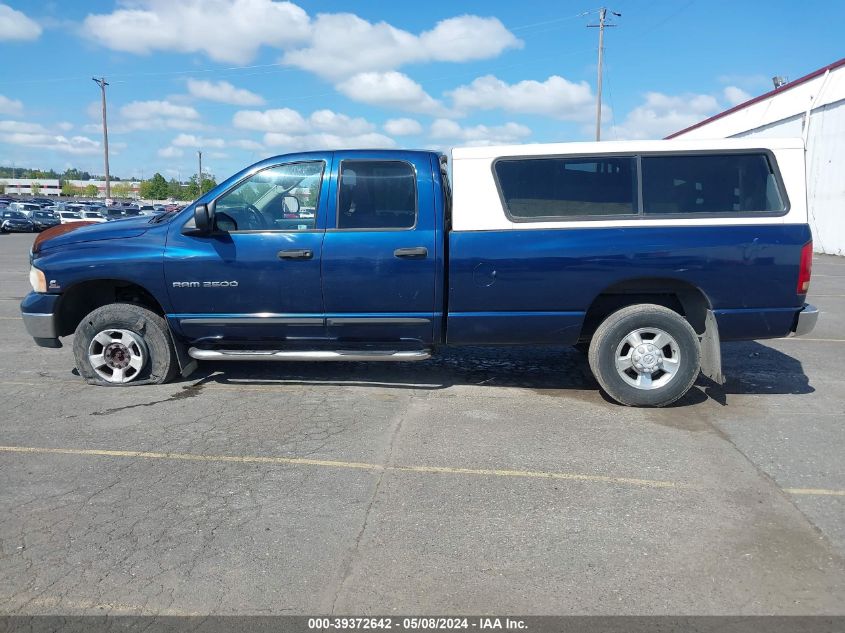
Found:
<box><xmin>0</xmin><ymin>231</ymin><xmax>843</xmax><ymax>615</ymax></box>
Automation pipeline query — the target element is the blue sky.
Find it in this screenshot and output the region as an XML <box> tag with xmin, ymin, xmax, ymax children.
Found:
<box><xmin>0</xmin><ymin>0</ymin><xmax>842</xmax><ymax>181</ymax></box>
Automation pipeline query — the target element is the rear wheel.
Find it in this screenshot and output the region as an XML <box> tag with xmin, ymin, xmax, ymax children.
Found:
<box><xmin>72</xmin><ymin>303</ymin><xmax>177</xmax><ymax>386</ymax></box>
<box><xmin>588</xmin><ymin>304</ymin><xmax>700</xmax><ymax>407</ymax></box>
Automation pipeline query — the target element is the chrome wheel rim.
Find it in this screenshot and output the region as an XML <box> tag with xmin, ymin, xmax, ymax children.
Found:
<box><xmin>87</xmin><ymin>329</ymin><xmax>147</xmax><ymax>384</ymax></box>
<box><xmin>614</xmin><ymin>327</ymin><xmax>681</xmax><ymax>390</ymax></box>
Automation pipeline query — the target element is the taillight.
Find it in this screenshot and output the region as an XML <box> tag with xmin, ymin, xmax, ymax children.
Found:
<box><xmin>797</xmin><ymin>241</ymin><xmax>813</xmax><ymax>294</ymax></box>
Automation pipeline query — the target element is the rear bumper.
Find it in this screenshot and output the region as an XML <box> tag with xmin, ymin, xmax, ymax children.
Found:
<box><xmin>792</xmin><ymin>303</ymin><xmax>819</xmax><ymax>337</ymax></box>
<box><xmin>20</xmin><ymin>292</ymin><xmax>61</xmax><ymax>347</ymax></box>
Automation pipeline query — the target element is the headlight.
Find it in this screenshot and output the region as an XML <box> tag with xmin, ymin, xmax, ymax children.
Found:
<box><xmin>29</xmin><ymin>266</ymin><xmax>47</xmax><ymax>293</ymax></box>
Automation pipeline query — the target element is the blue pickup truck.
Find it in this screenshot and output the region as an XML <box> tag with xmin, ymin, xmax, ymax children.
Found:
<box><xmin>21</xmin><ymin>139</ymin><xmax>817</xmax><ymax>406</ymax></box>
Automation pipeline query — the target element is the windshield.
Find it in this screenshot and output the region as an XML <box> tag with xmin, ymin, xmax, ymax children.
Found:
<box><xmin>3</xmin><ymin>211</ymin><xmax>26</xmax><ymax>219</ymax></box>
<box><xmin>34</xmin><ymin>212</ymin><xmax>53</xmax><ymax>219</ymax></box>
<box><xmin>61</xmin><ymin>212</ymin><xmax>81</xmax><ymax>218</ymax></box>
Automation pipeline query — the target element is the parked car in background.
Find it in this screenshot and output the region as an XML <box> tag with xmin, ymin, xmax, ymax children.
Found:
<box><xmin>9</xmin><ymin>202</ymin><xmax>43</xmax><ymax>218</ymax></box>
<box><xmin>57</xmin><ymin>211</ymin><xmax>83</xmax><ymax>224</ymax></box>
<box><xmin>137</xmin><ymin>205</ymin><xmax>157</xmax><ymax>216</ymax></box>
<box><xmin>80</xmin><ymin>211</ymin><xmax>108</xmax><ymax>223</ymax></box>
<box><xmin>104</xmin><ymin>208</ymin><xmax>128</xmax><ymax>221</ymax></box>
<box><xmin>0</xmin><ymin>210</ymin><xmax>34</xmax><ymax>233</ymax></box>
<box><xmin>31</xmin><ymin>211</ymin><xmax>61</xmax><ymax>231</ymax></box>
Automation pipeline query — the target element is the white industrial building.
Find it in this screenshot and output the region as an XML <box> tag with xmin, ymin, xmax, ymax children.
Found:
<box><xmin>67</xmin><ymin>180</ymin><xmax>141</xmax><ymax>197</ymax></box>
<box><xmin>1</xmin><ymin>178</ymin><xmax>60</xmax><ymax>196</ymax></box>
<box><xmin>669</xmin><ymin>58</ymin><xmax>845</xmax><ymax>255</ymax></box>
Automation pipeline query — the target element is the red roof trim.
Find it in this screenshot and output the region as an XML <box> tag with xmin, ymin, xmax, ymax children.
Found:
<box><xmin>665</xmin><ymin>57</ymin><xmax>845</xmax><ymax>139</ymax></box>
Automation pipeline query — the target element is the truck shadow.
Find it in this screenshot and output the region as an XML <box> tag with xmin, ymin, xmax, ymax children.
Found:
<box><xmin>184</xmin><ymin>340</ymin><xmax>813</xmax><ymax>407</ymax></box>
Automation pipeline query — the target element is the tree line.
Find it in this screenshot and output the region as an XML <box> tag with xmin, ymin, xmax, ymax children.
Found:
<box><xmin>0</xmin><ymin>166</ymin><xmax>217</xmax><ymax>201</ymax></box>
<box><xmin>136</xmin><ymin>173</ymin><xmax>218</xmax><ymax>201</ymax></box>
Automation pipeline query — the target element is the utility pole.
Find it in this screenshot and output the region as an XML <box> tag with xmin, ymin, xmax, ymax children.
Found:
<box><xmin>588</xmin><ymin>8</ymin><xmax>620</xmax><ymax>141</ymax></box>
<box><xmin>92</xmin><ymin>77</ymin><xmax>111</xmax><ymax>199</ymax></box>
<box><xmin>197</xmin><ymin>150</ymin><xmax>203</xmax><ymax>196</ymax></box>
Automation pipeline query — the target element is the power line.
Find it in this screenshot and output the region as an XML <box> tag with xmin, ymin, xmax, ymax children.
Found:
<box><xmin>0</xmin><ymin>9</ymin><xmax>601</xmax><ymax>88</ymax></box>
<box><xmin>509</xmin><ymin>8</ymin><xmax>599</xmax><ymax>31</ymax></box>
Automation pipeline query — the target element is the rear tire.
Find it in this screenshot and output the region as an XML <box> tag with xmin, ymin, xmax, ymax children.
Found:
<box><xmin>73</xmin><ymin>303</ymin><xmax>177</xmax><ymax>386</ymax></box>
<box><xmin>588</xmin><ymin>304</ymin><xmax>700</xmax><ymax>407</ymax></box>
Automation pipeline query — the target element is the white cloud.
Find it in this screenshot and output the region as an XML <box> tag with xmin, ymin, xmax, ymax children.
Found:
<box><xmin>83</xmin><ymin>0</ymin><xmax>310</xmax><ymax>64</ymax></box>
<box><xmin>336</xmin><ymin>71</ymin><xmax>448</xmax><ymax>115</ymax></box>
<box><xmin>121</xmin><ymin>100</ymin><xmax>199</xmax><ymax>121</ymax></box>
<box><xmin>57</xmin><ymin>121</ymin><xmax>74</xmax><ymax>131</ymax></box>
<box><xmin>309</xmin><ymin>109</ymin><xmax>374</xmax><ymax>135</ymax></box>
<box><xmin>0</xmin><ymin>125</ymin><xmax>100</xmax><ymax>155</ymax></box>
<box><xmin>723</xmin><ymin>85</ymin><xmax>752</xmax><ymax>106</ymax></box>
<box><xmin>0</xmin><ymin>4</ymin><xmax>42</xmax><ymax>41</ymax></box>
<box><xmin>282</xmin><ymin>13</ymin><xmax>520</xmax><ymax>81</ymax></box>
<box><xmin>232</xmin><ymin>139</ymin><xmax>265</xmax><ymax>151</ymax></box>
<box><xmin>116</xmin><ymin>100</ymin><xmax>202</xmax><ymax>132</ymax></box>
<box><xmin>233</xmin><ymin>107</ymin><xmax>308</xmax><ymax>133</ymax></box>
<box><xmin>208</xmin><ymin>151</ymin><xmax>228</xmax><ymax>159</ymax></box>
<box><xmin>233</xmin><ymin>107</ymin><xmax>394</xmax><ymax>151</ymax></box>
<box><xmin>172</xmin><ymin>133</ymin><xmax>226</xmax><ymax>148</ymax></box>
<box><xmin>430</xmin><ymin>119</ymin><xmax>531</xmax><ymax>146</ymax></box>
<box><xmin>158</xmin><ymin>146</ymin><xmax>184</xmax><ymax>158</ymax></box>
<box><xmin>612</xmin><ymin>92</ymin><xmax>721</xmax><ymax>140</ymax></box>
<box><xmin>186</xmin><ymin>79</ymin><xmax>265</xmax><ymax>106</ymax></box>
<box><xmin>0</xmin><ymin>120</ymin><xmax>47</xmax><ymax>134</ymax></box>
<box><xmin>263</xmin><ymin>131</ymin><xmax>395</xmax><ymax>151</ymax></box>
<box><xmin>384</xmin><ymin>118</ymin><xmax>422</xmax><ymax>136</ymax></box>
<box><xmin>449</xmin><ymin>74</ymin><xmax>595</xmax><ymax>120</ymax></box>
<box><xmin>0</xmin><ymin>94</ymin><xmax>23</xmax><ymax>115</ymax></box>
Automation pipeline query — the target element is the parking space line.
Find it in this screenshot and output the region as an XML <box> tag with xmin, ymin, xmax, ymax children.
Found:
<box><xmin>783</xmin><ymin>487</ymin><xmax>845</xmax><ymax>497</ymax></box>
<box><xmin>0</xmin><ymin>444</ymin><xmax>683</xmax><ymax>490</ymax></box>
<box><xmin>0</xmin><ymin>316</ymin><xmax>21</xmax><ymax>320</ymax></box>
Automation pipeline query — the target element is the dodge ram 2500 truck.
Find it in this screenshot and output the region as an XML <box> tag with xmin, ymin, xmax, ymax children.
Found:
<box><xmin>21</xmin><ymin>138</ymin><xmax>818</xmax><ymax>407</ymax></box>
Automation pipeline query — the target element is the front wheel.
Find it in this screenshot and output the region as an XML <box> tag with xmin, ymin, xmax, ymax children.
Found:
<box><xmin>72</xmin><ymin>303</ymin><xmax>177</xmax><ymax>386</ymax></box>
<box><xmin>588</xmin><ymin>304</ymin><xmax>701</xmax><ymax>407</ymax></box>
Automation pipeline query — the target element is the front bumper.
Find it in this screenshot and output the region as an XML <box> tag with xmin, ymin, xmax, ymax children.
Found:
<box><xmin>3</xmin><ymin>224</ymin><xmax>33</xmax><ymax>232</ymax></box>
<box><xmin>20</xmin><ymin>292</ymin><xmax>61</xmax><ymax>347</ymax></box>
<box><xmin>792</xmin><ymin>303</ymin><xmax>819</xmax><ymax>337</ymax></box>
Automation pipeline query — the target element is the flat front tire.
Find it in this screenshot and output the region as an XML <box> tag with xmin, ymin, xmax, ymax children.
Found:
<box><xmin>588</xmin><ymin>304</ymin><xmax>701</xmax><ymax>407</ymax></box>
<box><xmin>72</xmin><ymin>303</ymin><xmax>177</xmax><ymax>386</ymax></box>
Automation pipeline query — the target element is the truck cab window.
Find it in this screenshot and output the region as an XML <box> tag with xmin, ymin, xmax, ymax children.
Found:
<box><xmin>337</xmin><ymin>160</ymin><xmax>416</xmax><ymax>229</ymax></box>
<box><xmin>214</xmin><ymin>161</ymin><xmax>324</xmax><ymax>231</ymax></box>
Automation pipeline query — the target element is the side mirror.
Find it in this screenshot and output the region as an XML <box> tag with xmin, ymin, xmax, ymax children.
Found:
<box><xmin>282</xmin><ymin>194</ymin><xmax>300</xmax><ymax>215</ymax></box>
<box><xmin>193</xmin><ymin>203</ymin><xmax>213</xmax><ymax>234</ymax></box>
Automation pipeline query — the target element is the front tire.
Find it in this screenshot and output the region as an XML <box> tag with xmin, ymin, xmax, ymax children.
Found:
<box><xmin>73</xmin><ymin>303</ymin><xmax>177</xmax><ymax>386</ymax></box>
<box><xmin>588</xmin><ymin>304</ymin><xmax>700</xmax><ymax>407</ymax></box>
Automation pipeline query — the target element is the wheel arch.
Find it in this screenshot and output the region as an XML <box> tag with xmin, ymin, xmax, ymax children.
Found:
<box><xmin>581</xmin><ymin>277</ymin><xmax>723</xmax><ymax>385</ymax></box>
<box><xmin>581</xmin><ymin>277</ymin><xmax>713</xmax><ymax>340</ymax></box>
<box><xmin>55</xmin><ymin>279</ymin><xmax>166</xmax><ymax>338</ymax></box>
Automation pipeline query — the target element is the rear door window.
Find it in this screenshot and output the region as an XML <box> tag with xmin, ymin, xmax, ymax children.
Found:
<box><xmin>337</xmin><ymin>160</ymin><xmax>417</xmax><ymax>230</ymax></box>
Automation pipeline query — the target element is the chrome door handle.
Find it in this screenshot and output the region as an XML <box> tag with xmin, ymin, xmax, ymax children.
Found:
<box><xmin>394</xmin><ymin>247</ymin><xmax>428</xmax><ymax>258</ymax></box>
<box><xmin>278</xmin><ymin>249</ymin><xmax>313</xmax><ymax>259</ymax></box>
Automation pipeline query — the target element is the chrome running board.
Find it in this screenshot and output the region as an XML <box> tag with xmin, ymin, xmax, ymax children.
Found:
<box><xmin>188</xmin><ymin>348</ymin><xmax>432</xmax><ymax>362</ymax></box>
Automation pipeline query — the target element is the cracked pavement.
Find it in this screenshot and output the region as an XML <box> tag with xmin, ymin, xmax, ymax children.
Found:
<box><xmin>0</xmin><ymin>232</ymin><xmax>843</xmax><ymax>615</ymax></box>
